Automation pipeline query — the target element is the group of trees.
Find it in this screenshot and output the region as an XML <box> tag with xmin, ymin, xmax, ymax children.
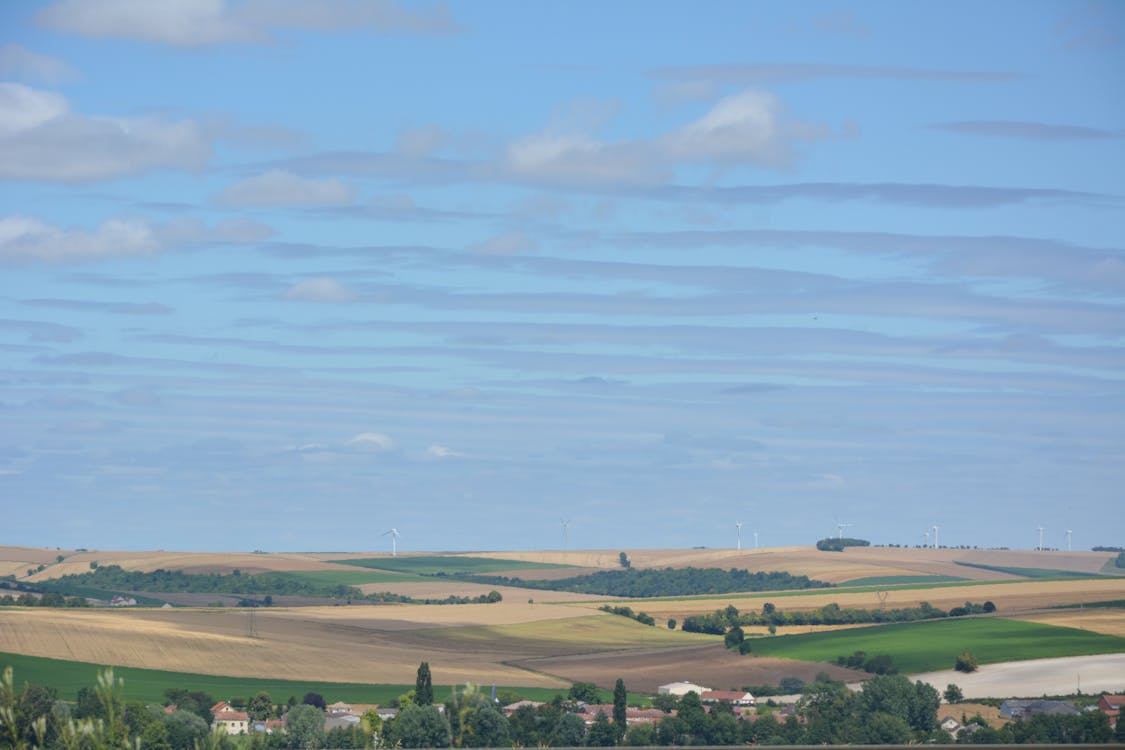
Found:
<box><xmin>457</xmin><ymin>567</ymin><xmax>832</xmax><ymax>598</ymax></box>
<box><xmin>682</xmin><ymin>600</ymin><xmax>996</xmax><ymax>635</ymax></box>
<box><xmin>0</xmin><ymin>592</ymin><xmax>88</xmax><ymax>608</ymax></box>
<box><xmin>815</xmin><ymin>537</ymin><xmax>871</xmax><ymax>552</ymax></box>
<box><xmin>15</xmin><ymin>566</ymin><xmax>501</xmax><ymax>608</ymax></box>
<box><xmin>597</xmin><ymin>605</ymin><xmax>655</xmax><ymax>626</ymax></box>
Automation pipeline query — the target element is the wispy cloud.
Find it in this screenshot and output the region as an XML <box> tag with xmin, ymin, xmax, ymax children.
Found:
<box><xmin>282</xmin><ymin>277</ymin><xmax>359</xmax><ymax>303</ymax></box>
<box><xmin>0</xmin><ymin>215</ymin><xmax>270</xmax><ymax>263</ymax></box>
<box><xmin>37</xmin><ymin>0</ymin><xmax>459</xmax><ymax>47</ymax></box>
<box><xmin>649</xmin><ymin>62</ymin><xmax>1018</xmax><ymax>85</ymax></box>
<box><xmin>0</xmin><ymin>44</ymin><xmax>78</xmax><ymax>84</ymax></box>
<box><xmin>931</xmin><ymin>120</ymin><xmax>1121</xmax><ymax>140</ymax></box>
<box><xmin>0</xmin><ymin>83</ymin><xmax>210</xmax><ymax>182</ymax></box>
<box><xmin>21</xmin><ymin>298</ymin><xmax>173</xmax><ymax>315</ymax></box>
<box><xmin>469</xmin><ymin>231</ymin><xmax>538</xmax><ymax>255</ymax></box>
<box><xmin>217</xmin><ymin>169</ymin><xmax>355</xmax><ymax>207</ymax></box>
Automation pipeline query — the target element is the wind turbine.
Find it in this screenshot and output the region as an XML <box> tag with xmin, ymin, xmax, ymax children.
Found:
<box><xmin>923</xmin><ymin>529</ymin><xmax>930</xmax><ymax>548</ymax></box>
<box><xmin>753</xmin><ymin>530</ymin><xmax>759</xmax><ymax>549</ymax></box>
<box><xmin>931</xmin><ymin>525</ymin><xmax>939</xmax><ymax>549</ymax></box>
<box><xmin>736</xmin><ymin>521</ymin><xmax>743</xmax><ymax>550</ymax></box>
<box><xmin>1037</xmin><ymin>525</ymin><xmax>1045</xmax><ymax>551</ymax></box>
<box><xmin>382</xmin><ymin>528</ymin><xmax>400</xmax><ymax>557</ymax></box>
<box><xmin>836</xmin><ymin>521</ymin><xmax>852</xmax><ymax>539</ymax></box>
<box><xmin>1065</xmin><ymin>529</ymin><xmax>1073</xmax><ymax>552</ymax></box>
<box><xmin>560</xmin><ymin>518</ymin><xmax>570</xmax><ymax>553</ymax></box>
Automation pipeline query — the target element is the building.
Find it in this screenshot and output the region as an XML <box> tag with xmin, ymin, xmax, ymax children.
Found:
<box><xmin>1000</xmin><ymin>699</ymin><xmax>1079</xmax><ymax>720</ymax></box>
<box><xmin>700</xmin><ymin>690</ymin><xmax>755</xmax><ymax>706</ymax></box>
<box><xmin>657</xmin><ymin>681</ymin><xmax>711</xmax><ymax>697</ymax></box>
<box><xmin>210</xmin><ymin>701</ymin><xmax>249</xmax><ymax>735</ymax></box>
<box><xmin>1098</xmin><ymin>695</ymin><xmax>1125</xmax><ymax>728</ymax></box>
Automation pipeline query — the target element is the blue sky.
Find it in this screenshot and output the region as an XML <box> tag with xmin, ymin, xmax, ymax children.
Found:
<box><xmin>1</xmin><ymin>1</ymin><xmax>1122</xmax><ymax>554</ymax></box>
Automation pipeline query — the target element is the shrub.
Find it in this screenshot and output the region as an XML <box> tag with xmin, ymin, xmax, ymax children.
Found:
<box><xmin>954</xmin><ymin>651</ymin><xmax>979</xmax><ymax>673</ymax></box>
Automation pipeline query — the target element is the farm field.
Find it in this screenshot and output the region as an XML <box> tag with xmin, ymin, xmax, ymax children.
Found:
<box><xmin>1009</xmin><ymin>608</ymin><xmax>1125</xmax><ymax>637</ymax></box>
<box><xmin>0</xmin><ymin>651</ymin><xmax>571</xmax><ymax>705</ymax></box>
<box><xmin>2</xmin><ymin>544</ymin><xmax>1122</xmax><ymax>698</ymax></box>
<box><xmin>747</xmin><ymin>617</ymin><xmax>1125</xmax><ymax>674</ymax></box>
<box><xmin>635</xmin><ymin>578</ymin><xmax>1125</xmax><ymax>621</ymax></box>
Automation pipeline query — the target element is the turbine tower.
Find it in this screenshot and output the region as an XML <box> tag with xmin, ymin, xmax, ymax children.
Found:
<box><xmin>1037</xmin><ymin>525</ymin><xmax>1045</xmax><ymax>551</ymax></box>
<box><xmin>932</xmin><ymin>525</ymin><xmax>939</xmax><ymax>549</ymax></box>
<box><xmin>923</xmin><ymin>529</ymin><xmax>930</xmax><ymax>547</ymax></box>
<box><xmin>1065</xmin><ymin>529</ymin><xmax>1073</xmax><ymax>552</ymax></box>
<box><xmin>736</xmin><ymin>521</ymin><xmax>743</xmax><ymax>550</ymax></box>
<box><xmin>836</xmin><ymin>521</ymin><xmax>852</xmax><ymax>539</ymax></box>
<box><xmin>753</xmin><ymin>530</ymin><xmax>759</xmax><ymax>549</ymax></box>
<box><xmin>382</xmin><ymin>528</ymin><xmax>400</xmax><ymax>557</ymax></box>
<box><xmin>560</xmin><ymin>518</ymin><xmax>570</xmax><ymax>553</ymax></box>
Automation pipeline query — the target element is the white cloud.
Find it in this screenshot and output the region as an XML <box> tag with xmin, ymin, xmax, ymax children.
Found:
<box><xmin>218</xmin><ymin>169</ymin><xmax>354</xmax><ymax>207</ymax></box>
<box><xmin>0</xmin><ymin>215</ymin><xmax>270</xmax><ymax>263</ymax></box>
<box><xmin>0</xmin><ymin>83</ymin><xmax>210</xmax><ymax>182</ymax></box>
<box><xmin>346</xmin><ymin>432</ymin><xmax>397</xmax><ymax>452</ymax></box>
<box><xmin>0</xmin><ymin>216</ymin><xmax>161</xmax><ymax>263</ymax></box>
<box><xmin>0</xmin><ymin>44</ymin><xmax>78</xmax><ymax>84</ymax></box>
<box><xmin>664</xmin><ymin>90</ymin><xmax>787</xmax><ymax>165</ymax></box>
<box><xmin>282</xmin><ymin>277</ymin><xmax>359</xmax><ymax>303</ymax></box>
<box><xmin>37</xmin><ymin>0</ymin><xmax>457</xmax><ymax>47</ymax></box>
<box><xmin>470</xmin><ymin>231</ymin><xmax>539</xmax><ymax>256</ymax></box>
<box><xmin>426</xmin><ymin>444</ymin><xmax>462</xmax><ymax>459</ymax></box>
<box><xmin>506</xmin><ymin>133</ymin><xmax>661</xmax><ymax>185</ymax></box>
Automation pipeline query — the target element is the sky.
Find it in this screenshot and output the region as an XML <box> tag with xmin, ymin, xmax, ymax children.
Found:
<box><xmin>1</xmin><ymin>1</ymin><xmax>1123</xmax><ymax>555</ymax></box>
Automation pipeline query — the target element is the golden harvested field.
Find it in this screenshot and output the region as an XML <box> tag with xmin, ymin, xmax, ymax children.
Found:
<box><xmin>1009</xmin><ymin>609</ymin><xmax>1125</xmax><ymax>638</ymax></box>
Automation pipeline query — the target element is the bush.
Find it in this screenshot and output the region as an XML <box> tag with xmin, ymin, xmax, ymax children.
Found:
<box><xmin>954</xmin><ymin>651</ymin><xmax>979</xmax><ymax>673</ymax></box>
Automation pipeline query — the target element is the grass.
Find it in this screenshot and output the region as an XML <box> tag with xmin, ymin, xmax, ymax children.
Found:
<box><xmin>259</xmin><ymin>570</ymin><xmax>431</xmax><ymax>586</ymax></box>
<box><xmin>0</xmin><ymin>651</ymin><xmax>572</xmax><ymax>705</ymax></box>
<box><xmin>336</xmin><ymin>556</ymin><xmax>573</xmax><ymax>575</ymax></box>
<box><xmin>747</xmin><ymin>617</ymin><xmax>1125</xmax><ymax>673</ymax></box>
<box><xmin>953</xmin><ymin>562</ymin><xmax>1103</xmax><ymax>579</ymax></box>
<box><xmin>1050</xmin><ymin>599</ymin><xmax>1125</xmax><ymax>610</ymax></box>
<box><xmin>839</xmin><ymin>575</ymin><xmax>967</xmax><ymax>586</ymax></box>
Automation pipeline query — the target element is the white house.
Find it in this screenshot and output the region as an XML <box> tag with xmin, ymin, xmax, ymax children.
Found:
<box><xmin>657</xmin><ymin>681</ymin><xmax>711</xmax><ymax>697</ymax></box>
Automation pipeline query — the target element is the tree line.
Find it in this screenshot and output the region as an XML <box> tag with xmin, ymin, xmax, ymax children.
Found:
<box><xmin>680</xmin><ymin>599</ymin><xmax>996</xmax><ymax>634</ymax></box>
<box><xmin>15</xmin><ymin>566</ymin><xmax>501</xmax><ymax>607</ymax></box>
<box><xmin>454</xmin><ymin>567</ymin><xmax>831</xmax><ymax>597</ymax></box>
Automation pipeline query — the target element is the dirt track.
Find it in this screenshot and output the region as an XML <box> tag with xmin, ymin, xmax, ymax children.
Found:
<box><xmin>909</xmin><ymin>653</ymin><xmax>1125</xmax><ymax>698</ymax></box>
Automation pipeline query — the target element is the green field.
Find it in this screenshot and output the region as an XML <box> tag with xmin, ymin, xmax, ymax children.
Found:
<box><xmin>839</xmin><ymin>575</ymin><xmax>966</xmax><ymax>587</ymax></box>
<box><xmin>0</xmin><ymin>652</ymin><xmax>573</xmax><ymax>705</ymax></box>
<box><xmin>260</xmin><ymin>570</ymin><xmax>430</xmax><ymax>587</ymax></box>
<box><xmin>953</xmin><ymin>562</ymin><xmax>1103</xmax><ymax>579</ymax></box>
<box><xmin>748</xmin><ymin>618</ymin><xmax>1125</xmax><ymax>673</ymax></box>
<box><xmin>337</xmin><ymin>556</ymin><xmax>574</xmax><ymax>575</ymax></box>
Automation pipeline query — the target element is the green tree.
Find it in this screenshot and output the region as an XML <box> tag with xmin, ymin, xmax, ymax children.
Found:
<box><xmin>162</xmin><ymin>710</ymin><xmax>210</xmax><ymax>750</ymax></box>
<box><xmin>552</xmin><ymin>712</ymin><xmax>585</xmax><ymax>747</ymax></box>
<box><xmin>586</xmin><ymin>711</ymin><xmax>616</xmax><ymax>746</ymax></box>
<box><xmin>301</xmin><ymin>692</ymin><xmax>326</xmax><ymax>710</ymax></box>
<box><xmin>723</xmin><ymin>625</ymin><xmax>745</xmax><ymax>650</ymax></box>
<box><xmin>943</xmin><ymin>683</ymin><xmax>963</xmax><ymax>704</ymax></box>
<box><xmin>618</xmin><ymin>552</ymin><xmax>631</xmax><ymax>569</ymax></box>
<box><xmin>415</xmin><ymin>662</ymin><xmax>434</xmax><ymax>707</ymax></box>
<box><xmin>140</xmin><ymin>718</ymin><xmax>174</xmax><ymax>750</ymax></box>
<box><xmin>285</xmin><ymin>704</ymin><xmax>325</xmax><ymax>749</ymax></box>
<box><xmin>954</xmin><ymin>652</ymin><xmax>978</xmax><ymax>673</ymax></box>
<box><xmin>568</xmin><ymin>682</ymin><xmax>600</xmax><ymax>703</ymax></box>
<box><xmin>612</xmin><ymin>679</ymin><xmax>627</xmax><ymax>739</ymax></box>
<box><xmin>390</xmin><ymin>704</ymin><xmax>450</xmax><ymax>748</ymax></box>
<box><xmin>247</xmin><ymin>691</ymin><xmax>274</xmax><ymax>721</ymax></box>
<box><xmin>666</xmin><ymin>618</ymin><xmax>676</xmax><ymax>630</ymax></box>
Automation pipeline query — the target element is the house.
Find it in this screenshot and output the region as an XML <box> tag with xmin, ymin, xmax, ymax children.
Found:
<box><xmin>1098</xmin><ymin>695</ymin><xmax>1125</xmax><ymax>728</ymax></box>
<box><xmin>1000</xmin><ymin>699</ymin><xmax>1079</xmax><ymax>720</ymax></box>
<box><xmin>502</xmin><ymin>700</ymin><xmax>545</xmax><ymax>715</ymax></box>
<box><xmin>375</xmin><ymin>707</ymin><xmax>398</xmax><ymax>721</ymax></box>
<box><xmin>939</xmin><ymin>716</ymin><xmax>961</xmax><ymax>736</ymax></box>
<box><xmin>210</xmin><ymin>701</ymin><xmax>249</xmax><ymax>735</ymax></box>
<box><xmin>657</xmin><ymin>681</ymin><xmax>711</xmax><ymax>697</ymax></box>
<box><xmin>109</xmin><ymin>595</ymin><xmax>137</xmax><ymax>607</ymax></box>
<box><xmin>575</xmin><ymin>705</ymin><xmax>675</xmax><ymax>726</ymax></box>
<box><xmin>701</xmin><ymin>690</ymin><xmax>755</xmax><ymax>706</ymax></box>
<box><xmin>326</xmin><ymin>701</ymin><xmax>354</xmax><ymax>716</ymax></box>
